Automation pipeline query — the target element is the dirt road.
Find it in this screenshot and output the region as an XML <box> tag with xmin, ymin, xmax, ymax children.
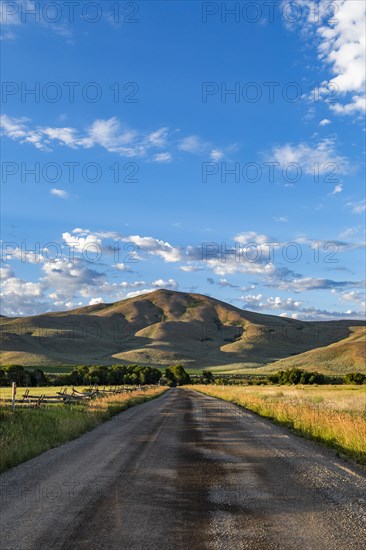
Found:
<box><xmin>1</xmin><ymin>389</ymin><xmax>365</xmax><ymax>549</ymax></box>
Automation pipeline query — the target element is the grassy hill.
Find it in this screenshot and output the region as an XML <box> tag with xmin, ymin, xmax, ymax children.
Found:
<box><xmin>0</xmin><ymin>289</ymin><xmax>365</xmax><ymax>372</ymax></box>
<box><xmin>254</xmin><ymin>326</ymin><xmax>366</xmax><ymax>375</ymax></box>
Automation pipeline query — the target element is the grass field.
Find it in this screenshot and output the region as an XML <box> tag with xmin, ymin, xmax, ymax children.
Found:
<box><xmin>0</xmin><ymin>386</ymin><xmax>168</xmax><ymax>473</ymax></box>
<box><xmin>0</xmin><ymin>385</ymin><xmax>136</xmax><ymax>400</ymax></box>
<box><xmin>191</xmin><ymin>385</ymin><xmax>366</xmax><ymax>464</ymax></box>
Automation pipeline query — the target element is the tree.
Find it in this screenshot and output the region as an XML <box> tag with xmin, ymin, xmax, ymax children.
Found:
<box><xmin>29</xmin><ymin>369</ymin><xmax>48</xmax><ymax>386</ymax></box>
<box><xmin>0</xmin><ymin>369</ymin><xmax>7</xmax><ymax>386</ymax></box>
<box><xmin>344</xmin><ymin>372</ymin><xmax>366</xmax><ymax>385</ymax></box>
<box><xmin>202</xmin><ymin>370</ymin><xmax>213</xmax><ymax>384</ymax></box>
<box><xmin>165</xmin><ymin>365</ymin><xmax>191</xmax><ymax>386</ymax></box>
<box><xmin>3</xmin><ymin>365</ymin><xmax>27</xmax><ymax>386</ymax></box>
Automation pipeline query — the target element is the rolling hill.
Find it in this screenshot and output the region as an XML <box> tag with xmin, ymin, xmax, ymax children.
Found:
<box><xmin>255</xmin><ymin>326</ymin><xmax>366</xmax><ymax>375</ymax></box>
<box><xmin>0</xmin><ymin>289</ymin><xmax>365</xmax><ymax>372</ymax></box>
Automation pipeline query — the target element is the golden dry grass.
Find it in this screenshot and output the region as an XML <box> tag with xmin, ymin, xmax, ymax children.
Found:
<box><xmin>0</xmin><ymin>387</ymin><xmax>168</xmax><ymax>472</ymax></box>
<box><xmin>191</xmin><ymin>385</ymin><xmax>366</xmax><ymax>463</ymax></box>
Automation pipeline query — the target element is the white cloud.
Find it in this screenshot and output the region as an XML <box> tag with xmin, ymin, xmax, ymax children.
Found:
<box><xmin>241</xmin><ymin>294</ymin><xmax>302</xmax><ymax>312</ymax></box>
<box><xmin>284</xmin><ymin>0</ymin><xmax>366</xmax><ymax>116</ymax></box>
<box><xmin>273</xmin><ymin>277</ymin><xmax>364</xmax><ymax>292</ymax></box>
<box><xmin>273</xmin><ymin>216</ymin><xmax>288</xmax><ymax>223</ymax></box>
<box><xmin>330</xmin><ymin>184</ymin><xmax>343</xmax><ymax>195</ymax></box>
<box><xmin>210</xmin><ymin>149</ymin><xmax>224</xmax><ymax>161</ymax></box>
<box><xmin>347</xmin><ymin>200</ymin><xmax>366</xmax><ymax>214</ymax></box>
<box><xmin>340</xmin><ymin>290</ymin><xmax>365</xmax><ymax>304</ymax></box>
<box><xmin>153</xmin><ymin>152</ymin><xmax>172</xmax><ymax>163</ymax></box>
<box><xmin>338</xmin><ymin>225</ymin><xmax>365</xmax><ymax>240</ymax></box>
<box><xmin>178</xmin><ymin>135</ymin><xmax>208</xmax><ymax>154</ymax></box>
<box><xmin>331</xmin><ymin>95</ymin><xmax>366</xmax><ymax>115</ymax></box>
<box><xmin>113</xmin><ymin>263</ymin><xmax>133</xmax><ymax>272</ymax></box>
<box><xmin>0</xmin><ymin>115</ymin><xmax>157</xmax><ymax>158</ymax></box>
<box><xmin>179</xmin><ymin>265</ymin><xmax>204</xmax><ymax>272</ymax></box>
<box><xmin>126</xmin><ymin>289</ymin><xmax>156</xmax><ymax>299</ymax></box>
<box><xmin>317</xmin><ymin>1</ymin><xmax>366</xmax><ymax>114</ymax></box>
<box><xmin>0</xmin><ymin>271</ymin><xmax>45</xmax><ymax>316</ymax></box>
<box><xmin>42</xmin><ymin>259</ymin><xmax>104</xmax><ymax>297</ymax></box>
<box><xmin>151</xmin><ymin>278</ymin><xmax>178</xmax><ymax>289</ymax></box>
<box><xmin>2</xmin><ymin>278</ymin><xmax>43</xmax><ymax>297</ymax></box>
<box><xmin>89</xmin><ymin>297</ymin><xmax>104</xmax><ymax>305</ymax></box>
<box><xmin>217</xmin><ymin>278</ymin><xmax>239</xmax><ymax>289</ymax></box>
<box><xmin>50</xmin><ymin>188</ymin><xmax>69</xmax><ymax>199</ymax></box>
<box><xmin>62</xmin><ymin>231</ymin><xmax>102</xmax><ymax>252</ymax></box>
<box><xmin>0</xmin><ymin>265</ymin><xmax>14</xmax><ymax>279</ymax></box>
<box><xmin>0</xmin><ymin>114</ymin><xmax>28</xmax><ymax>138</ymax></box>
<box><xmin>124</xmin><ymin>235</ymin><xmax>182</xmax><ymax>262</ymax></box>
<box><xmin>234</xmin><ymin>231</ymin><xmax>272</xmax><ymax>245</ymax></box>
<box><xmin>270</xmin><ymin>138</ymin><xmax>349</xmax><ymax>175</ymax></box>
<box><xmin>319</xmin><ymin>118</ymin><xmax>331</xmax><ymax>126</ymax></box>
<box><xmin>85</xmin><ymin>117</ymin><xmax>136</xmax><ymax>150</ymax></box>
<box><xmin>119</xmin><ymin>281</ymin><xmax>146</xmax><ymax>289</ymax></box>
<box><xmin>146</xmin><ymin>127</ymin><xmax>168</xmax><ymax>147</ymax></box>
<box><xmin>42</xmin><ymin>126</ymin><xmax>87</xmax><ymax>148</ymax></box>
<box><xmin>1</xmin><ymin>114</ymin><xmax>229</xmax><ymax>163</ymax></box>
<box><xmin>0</xmin><ymin>0</ymin><xmax>74</xmax><ymax>42</ymax></box>
<box><xmin>241</xmin><ymin>289</ymin><xmax>365</xmax><ymax>320</ymax></box>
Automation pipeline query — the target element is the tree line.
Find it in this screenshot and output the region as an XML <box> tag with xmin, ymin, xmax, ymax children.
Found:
<box><xmin>1</xmin><ymin>364</ymin><xmax>364</xmax><ymax>388</ymax></box>
<box><xmin>192</xmin><ymin>368</ymin><xmax>366</xmax><ymax>386</ymax></box>
<box><xmin>0</xmin><ymin>364</ymin><xmax>192</xmax><ymax>387</ymax></box>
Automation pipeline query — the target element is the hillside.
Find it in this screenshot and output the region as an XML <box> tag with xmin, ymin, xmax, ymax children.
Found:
<box><xmin>255</xmin><ymin>326</ymin><xmax>366</xmax><ymax>375</ymax></box>
<box><xmin>0</xmin><ymin>289</ymin><xmax>365</xmax><ymax>371</ymax></box>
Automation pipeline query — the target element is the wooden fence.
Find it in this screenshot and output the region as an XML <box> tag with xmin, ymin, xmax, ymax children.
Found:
<box><xmin>0</xmin><ymin>385</ymin><xmax>151</xmax><ymax>409</ymax></box>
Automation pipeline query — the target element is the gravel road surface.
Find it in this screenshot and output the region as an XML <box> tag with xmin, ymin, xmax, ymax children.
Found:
<box><xmin>1</xmin><ymin>388</ymin><xmax>365</xmax><ymax>549</ymax></box>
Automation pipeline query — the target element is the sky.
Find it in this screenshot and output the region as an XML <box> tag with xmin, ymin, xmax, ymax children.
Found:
<box><xmin>0</xmin><ymin>0</ymin><xmax>365</xmax><ymax>320</ymax></box>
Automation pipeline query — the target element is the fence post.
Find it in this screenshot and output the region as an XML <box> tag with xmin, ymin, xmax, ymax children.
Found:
<box><xmin>11</xmin><ymin>381</ymin><xmax>17</xmax><ymax>412</ymax></box>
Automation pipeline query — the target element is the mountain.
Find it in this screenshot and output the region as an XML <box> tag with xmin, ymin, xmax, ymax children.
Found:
<box><xmin>0</xmin><ymin>289</ymin><xmax>365</xmax><ymax>372</ymax></box>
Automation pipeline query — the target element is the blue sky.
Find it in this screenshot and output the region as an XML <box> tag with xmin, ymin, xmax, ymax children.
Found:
<box><xmin>1</xmin><ymin>0</ymin><xmax>365</xmax><ymax>319</ymax></box>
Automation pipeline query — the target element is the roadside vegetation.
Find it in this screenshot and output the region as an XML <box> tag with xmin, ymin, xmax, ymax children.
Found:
<box><xmin>0</xmin><ymin>362</ymin><xmax>193</xmax><ymax>473</ymax></box>
<box><xmin>0</xmin><ymin>386</ymin><xmax>168</xmax><ymax>473</ymax></box>
<box><xmin>192</xmin><ymin>368</ymin><xmax>366</xmax><ymax>386</ymax></box>
<box><xmin>192</xmin><ymin>384</ymin><xmax>366</xmax><ymax>464</ymax></box>
<box><xmin>0</xmin><ymin>363</ymin><xmax>193</xmax><ymax>387</ymax></box>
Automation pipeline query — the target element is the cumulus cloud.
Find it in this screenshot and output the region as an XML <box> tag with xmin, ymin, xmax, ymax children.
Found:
<box><xmin>283</xmin><ymin>0</ymin><xmax>366</xmax><ymax>116</ymax></box>
<box><xmin>2</xmin><ymin>226</ymin><xmax>364</xmax><ymax>318</ymax></box>
<box><xmin>122</xmin><ymin>235</ymin><xmax>182</xmax><ymax>262</ymax></box>
<box><xmin>270</xmin><ymin>138</ymin><xmax>349</xmax><ymax>176</ymax></box>
<box><xmin>62</xmin><ymin>231</ymin><xmax>102</xmax><ymax>252</ymax></box>
<box><xmin>271</xmin><ymin>277</ymin><xmax>365</xmax><ymax>292</ymax></box>
<box><xmin>125</xmin><ymin>289</ymin><xmax>156</xmax><ymax>299</ymax></box>
<box><xmin>89</xmin><ymin>297</ymin><xmax>104</xmax><ymax>305</ymax></box>
<box><xmin>316</xmin><ymin>0</ymin><xmax>366</xmax><ymax>115</ymax></box>
<box><xmin>42</xmin><ymin>259</ymin><xmax>104</xmax><ymax>293</ymax></box>
<box><xmin>151</xmin><ymin>278</ymin><xmax>178</xmax><ymax>289</ymax></box>
<box><xmin>0</xmin><ymin>270</ymin><xmax>46</xmax><ymax>316</ymax></box>
<box><xmin>241</xmin><ymin>291</ymin><xmax>365</xmax><ymax>320</ymax></box>
<box><xmin>113</xmin><ymin>263</ymin><xmax>133</xmax><ymax>272</ymax></box>
<box><xmin>241</xmin><ymin>294</ymin><xmax>302</xmax><ymax>313</ymax></box>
